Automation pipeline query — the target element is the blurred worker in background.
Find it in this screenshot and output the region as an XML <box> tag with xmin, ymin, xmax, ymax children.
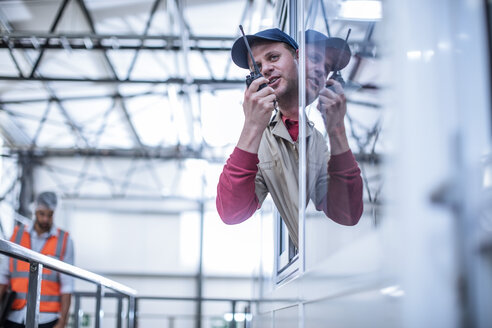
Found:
<box><xmin>216</xmin><ymin>28</ymin><xmax>363</xmax><ymax>247</ymax></box>
<box><xmin>0</xmin><ymin>191</ymin><xmax>74</xmax><ymax>328</ymax></box>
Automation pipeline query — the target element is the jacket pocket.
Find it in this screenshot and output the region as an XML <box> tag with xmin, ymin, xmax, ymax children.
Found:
<box><xmin>258</xmin><ymin>160</ymin><xmax>276</xmax><ymax>170</ymax></box>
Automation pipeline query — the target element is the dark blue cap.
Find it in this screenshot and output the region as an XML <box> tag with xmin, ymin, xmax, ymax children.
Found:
<box><xmin>305</xmin><ymin>29</ymin><xmax>352</xmax><ymax>71</ymax></box>
<box><xmin>231</xmin><ymin>28</ymin><xmax>299</xmax><ymax>69</ymax></box>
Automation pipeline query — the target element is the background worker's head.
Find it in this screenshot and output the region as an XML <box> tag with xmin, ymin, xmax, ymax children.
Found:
<box><xmin>305</xmin><ymin>29</ymin><xmax>351</xmax><ymax>104</ymax></box>
<box><xmin>34</xmin><ymin>191</ymin><xmax>58</xmax><ymax>233</ymax></box>
<box><xmin>231</xmin><ymin>28</ymin><xmax>300</xmax><ymax>101</ymax></box>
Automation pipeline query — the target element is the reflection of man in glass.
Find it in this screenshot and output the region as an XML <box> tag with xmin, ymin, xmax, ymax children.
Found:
<box><xmin>216</xmin><ymin>28</ymin><xmax>363</xmax><ymax>247</ymax></box>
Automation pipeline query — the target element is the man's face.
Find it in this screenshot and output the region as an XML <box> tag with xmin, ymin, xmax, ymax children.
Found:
<box><xmin>249</xmin><ymin>42</ymin><xmax>298</xmax><ymax>99</ymax></box>
<box><xmin>306</xmin><ymin>43</ymin><xmax>333</xmax><ymax>104</ymax></box>
<box><xmin>35</xmin><ymin>207</ymin><xmax>54</xmax><ymax>233</ymax></box>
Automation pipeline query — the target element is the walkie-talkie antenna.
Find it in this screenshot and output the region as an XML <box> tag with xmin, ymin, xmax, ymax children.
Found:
<box><xmin>345</xmin><ymin>28</ymin><xmax>352</xmax><ymax>41</ymax></box>
<box><xmin>239</xmin><ymin>25</ymin><xmax>268</xmax><ymax>91</ymax></box>
<box><xmin>239</xmin><ymin>25</ymin><xmax>261</xmax><ymax>74</ymax></box>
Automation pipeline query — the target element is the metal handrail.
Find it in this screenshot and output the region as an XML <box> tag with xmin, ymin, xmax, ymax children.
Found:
<box><xmin>0</xmin><ymin>238</ymin><xmax>137</xmax><ymax>328</ymax></box>
<box><xmin>73</xmin><ymin>292</ymin><xmax>254</xmax><ymax>328</ymax></box>
<box><xmin>70</xmin><ymin>292</ymin><xmax>298</xmax><ymax>328</ymax></box>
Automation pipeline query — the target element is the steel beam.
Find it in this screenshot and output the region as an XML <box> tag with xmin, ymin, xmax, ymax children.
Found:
<box><xmin>0</xmin><ymin>90</ymin><xmax>166</xmax><ymax>104</ymax></box>
<box><xmin>29</xmin><ymin>0</ymin><xmax>70</xmax><ymax>78</ymax></box>
<box><xmin>126</xmin><ymin>0</ymin><xmax>162</xmax><ymax>79</ymax></box>
<box><xmin>31</xmin><ymin>100</ymin><xmax>52</xmax><ymax>145</ymax></box>
<box><xmin>0</xmin><ymin>42</ymin><xmax>232</xmax><ymax>51</ymax></box>
<box><xmin>17</xmin><ymin>153</ymin><xmax>34</xmax><ymax>218</ymax></box>
<box><xmin>3</xmin><ymin>146</ymin><xmax>217</xmax><ymax>160</ymax></box>
<box><xmin>3</xmin><ymin>146</ymin><xmax>380</xmax><ymax>163</ymax></box>
<box><xmin>1</xmin><ymin>32</ymin><xmax>236</xmax><ymax>41</ymax></box>
<box><xmin>348</xmin><ymin>22</ymin><xmax>376</xmax><ymax>82</ymax></box>
<box><xmin>77</xmin><ymin>0</ymin><xmax>119</xmax><ymax>79</ymax></box>
<box><xmin>0</xmin><ymin>75</ymin><xmax>244</xmax><ymax>86</ymax></box>
<box><xmin>0</xmin><ymin>8</ymin><xmax>24</xmax><ymax>77</ymax></box>
<box><xmin>116</xmin><ymin>94</ymin><xmax>165</xmax><ymax>191</ymax></box>
<box><xmin>117</xmin><ymin>95</ymin><xmax>144</xmax><ymax>147</ymax></box>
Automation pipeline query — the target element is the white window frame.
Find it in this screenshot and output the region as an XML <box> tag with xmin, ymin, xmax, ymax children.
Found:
<box><xmin>274</xmin><ymin>209</ymin><xmax>299</xmax><ymax>284</ymax></box>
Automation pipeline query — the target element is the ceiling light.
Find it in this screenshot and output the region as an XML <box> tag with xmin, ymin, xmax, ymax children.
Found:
<box><xmin>380</xmin><ymin>285</ymin><xmax>405</xmax><ymax>297</ymax></box>
<box><xmin>339</xmin><ymin>0</ymin><xmax>382</xmax><ymax>21</ymax></box>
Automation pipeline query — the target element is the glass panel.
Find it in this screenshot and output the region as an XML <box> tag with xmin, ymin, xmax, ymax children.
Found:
<box><xmin>301</xmin><ymin>0</ymin><xmax>384</xmax><ymax>272</ymax></box>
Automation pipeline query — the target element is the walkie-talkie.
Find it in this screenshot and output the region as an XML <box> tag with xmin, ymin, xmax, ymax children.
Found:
<box><xmin>239</xmin><ymin>25</ymin><xmax>268</xmax><ymax>91</ymax></box>
<box><xmin>327</xmin><ymin>28</ymin><xmax>351</xmax><ymax>93</ymax></box>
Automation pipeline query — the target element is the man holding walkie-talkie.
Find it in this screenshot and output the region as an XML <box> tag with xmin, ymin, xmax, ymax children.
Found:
<box><xmin>216</xmin><ymin>27</ymin><xmax>363</xmax><ymax>248</ymax></box>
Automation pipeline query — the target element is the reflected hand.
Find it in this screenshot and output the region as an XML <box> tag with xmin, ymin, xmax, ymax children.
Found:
<box><xmin>318</xmin><ymin>79</ymin><xmax>349</xmax><ymax>155</ymax></box>
<box><xmin>318</xmin><ymin>79</ymin><xmax>347</xmax><ymax>136</ymax></box>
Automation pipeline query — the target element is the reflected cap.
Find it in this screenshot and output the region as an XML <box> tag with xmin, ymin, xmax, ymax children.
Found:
<box><xmin>35</xmin><ymin>191</ymin><xmax>58</xmax><ymax>211</ymax></box>
<box><xmin>231</xmin><ymin>28</ymin><xmax>299</xmax><ymax>69</ymax></box>
<box><xmin>305</xmin><ymin>29</ymin><xmax>352</xmax><ymax>71</ymax></box>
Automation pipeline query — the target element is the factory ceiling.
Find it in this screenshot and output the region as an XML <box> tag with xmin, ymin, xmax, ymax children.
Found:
<box><xmin>0</xmin><ymin>0</ymin><xmax>383</xmax><ymax>217</ymax></box>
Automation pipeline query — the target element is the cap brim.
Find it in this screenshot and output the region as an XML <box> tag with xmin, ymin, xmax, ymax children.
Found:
<box><xmin>231</xmin><ymin>35</ymin><xmax>258</xmax><ymax>69</ymax></box>
<box><xmin>231</xmin><ymin>31</ymin><xmax>350</xmax><ymax>70</ymax></box>
<box><xmin>324</xmin><ymin>38</ymin><xmax>351</xmax><ymax>71</ymax></box>
<box><xmin>231</xmin><ymin>33</ymin><xmax>298</xmax><ymax>69</ymax></box>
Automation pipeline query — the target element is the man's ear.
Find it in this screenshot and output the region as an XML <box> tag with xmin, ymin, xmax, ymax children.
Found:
<box><xmin>296</xmin><ymin>49</ymin><xmax>299</xmax><ymax>59</ymax></box>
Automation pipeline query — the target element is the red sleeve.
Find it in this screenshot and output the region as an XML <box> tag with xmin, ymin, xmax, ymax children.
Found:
<box><xmin>317</xmin><ymin>149</ymin><xmax>364</xmax><ymax>225</ymax></box>
<box><xmin>216</xmin><ymin>147</ymin><xmax>261</xmax><ymax>224</ymax></box>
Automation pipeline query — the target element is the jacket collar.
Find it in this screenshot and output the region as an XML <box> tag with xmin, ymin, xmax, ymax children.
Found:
<box><xmin>269</xmin><ymin>110</ymin><xmax>314</xmax><ymax>142</ymax></box>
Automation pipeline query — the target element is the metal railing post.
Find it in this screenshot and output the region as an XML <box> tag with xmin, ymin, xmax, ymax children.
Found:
<box><xmin>128</xmin><ymin>296</ymin><xmax>136</xmax><ymax>328</ymax></box>
<box><xmin>95</xmin><ymin>284</ymin><xmax>103</xmax><ymax>328</ymax></box>
<box><xmin>74</xmin><ymin>294</ymin><xmax>81</xmax><ymax>328</ymax></box>
<box><xmin>26</xmin><ymin>262</ymin><xmax>42</xmax><ymax>328</ymax></box>
<box><xmin>244</xmin><ymin>303</ymin><xmax>251</xmax><ymax>328</ymax></box>
<box><xmin>229</xmin><ymin>300</ymin><xmax>236</xmax><ymax>328</ymax></box>
<box><xmin>116</xmin><ymin>295</ymin><xmax>123</xmax><ymax>328</ymax></box>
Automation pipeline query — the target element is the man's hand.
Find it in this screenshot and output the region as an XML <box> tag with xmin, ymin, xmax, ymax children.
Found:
<box><xmin>53</xmin><ymin>320</ymin><xmax>65</xmax><ymax>328</ymax></box>
<box><xmin>318</xmin><ymin>79</ymin><xmax>350</xmax><ymax>155</ymax></box>
<box><xmin>54</xmin><ymin>293</ymin><xmax>71</xmax><ymax>328</ymax></box>
<box><xmin>0</xmin><ymin>284</ymin><xmax>7</xmax><ymax>302</ymax></box>
<box><xmin>237</xmin><ymin>77</ymin><xmax>276</xmax><ymax>153</ymax></box>
<box><xmin>243</xmin><ymin>76</ymin><xmax>276</xmax><ymax>133</ymax></box>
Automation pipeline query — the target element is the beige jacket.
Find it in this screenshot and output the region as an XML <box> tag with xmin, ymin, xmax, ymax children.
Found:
<box><xmin>255</xmin><ymin>111</ymin><xmax>329</xmax><ymax>247</ymax></box>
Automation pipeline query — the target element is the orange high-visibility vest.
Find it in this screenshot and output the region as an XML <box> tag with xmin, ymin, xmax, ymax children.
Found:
<box><xmin>9</xmin><ymin>225</ymin><xmax>69</xmax><ymax>312</ymax></box>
